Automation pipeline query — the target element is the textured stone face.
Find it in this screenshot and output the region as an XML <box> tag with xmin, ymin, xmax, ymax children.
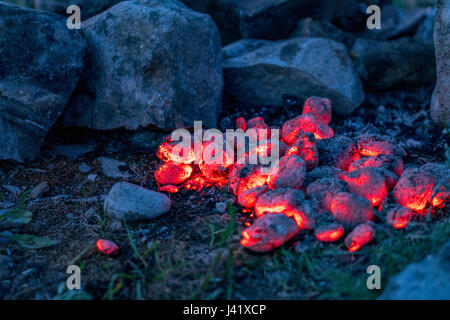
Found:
<box><xmin>63</xmin><ymin>0</ymin><xmax>223</xmax><ymax>130</ymax></box>
<box><xmin>431</xmin><ymin>0</ymin><xmax>450</xmax><ymax>127</ymax></box>
<box><xmin>351</xmin><ymin>37</ymin><xmax>436</xmax><ymax>91</ymax></box>
<box><xmin>104</xmin><ymin>182</ymin><xmax>171</xmax><ymax>221</ymax></box>
<box><xmin>0</xmin><ymin>3</ymin><xmax>87</xmax><ymax>162</ymax></box>
<box><xmin>223</xmin><ymin>38</ymin><xmax>364</xmax><ymax>115</ymax></box>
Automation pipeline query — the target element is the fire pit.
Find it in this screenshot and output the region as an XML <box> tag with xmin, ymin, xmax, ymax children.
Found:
<box><xmin>154</xmin><ymin>97</ymin><xmax>450</xmax><ymax>253</ymax></box>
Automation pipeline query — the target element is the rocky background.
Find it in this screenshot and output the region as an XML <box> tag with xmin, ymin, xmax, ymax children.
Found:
<box><xmin>0</xmin><ymin>0</ymin><xmax>449</xmax><ymax>300</ymax></box>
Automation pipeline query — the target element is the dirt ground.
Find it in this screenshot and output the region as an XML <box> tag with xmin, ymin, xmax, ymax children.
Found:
<box><xmin>0</xmin><ymin>85</ymin><xmax>449</xmax><ymax>300</ymax></box>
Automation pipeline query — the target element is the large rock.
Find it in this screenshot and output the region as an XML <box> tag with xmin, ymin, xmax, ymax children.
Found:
<box><xmin>104</xmin><ymin>182</ymin><xmax>171</xmax><ymax>221</ymax></box>
<box><xmin>0</xmin><ymin>2</ymin><xmax>86</xmax><ymax>162</ymax></box>
<box><xmin>207</xmin><ymin>0</ymin><xmax>361</xmax><ymax>45</ymax></box>
<box><xmin>361</xmin><ymin>4</ymin><xmax>427</xmax><ymax>41</ymax></box>
<box><xmin>63</xmin><ymin>0</ymin><xmax>223</xmax><ymax>130</ymax></box>
<box><xmin>431</xmin><ymin>0</ymin><xmax>450</xmax><ymax>127</ymax></box>
<box><xmin>223</xmin><ymin>38</ymin><xmax>364</xmax><ymax>116</ymax></box>
<box><xmin>380</xmin><ymin>241</ymin><xmax>450</xmax><ymax>300</ymax></box>
<box><xmin>290</xmin><ymin>18</ymin><xmax>356</xmax><ymax>48</ymax></box>
<box><xmin>351</xmin><ymin>37</ymin><xmax>436</xmax><ymax>91</ymax></box>
<box><xmin>5</xmin><ymin>0</ymin><xmax>122</xmax><ymax>19</ymax></box>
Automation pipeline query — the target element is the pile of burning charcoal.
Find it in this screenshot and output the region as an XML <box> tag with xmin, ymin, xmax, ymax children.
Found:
<box><xmin>154</xmin><ymin>97</ymin><xmax>450</xmax><ymax>253</ymax></box>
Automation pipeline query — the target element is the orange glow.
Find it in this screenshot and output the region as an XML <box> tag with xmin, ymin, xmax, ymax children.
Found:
<box><xmin>342</xmin><ymin>168</ymin><xmax>388</xmax><ymax>207</ymax></box>
<box><xmin>157</xmin><ymin>139</ymin><xmax>195</xmax><ymax>164</ymax></box>
<box><xmin>344</xmin><ymin>223</ymin><xmax>375</xmax><ymax>252</ymax></box>
<box><xmin>314</xmin><ymin>123</ymin><xmax>334</xmax><ymax>140</ymax></box>
<box><xmin>159</xmin><ymin>185</ymin><xmax>179</xmax><ymax>193</ymax></box>
<box><xmin>386</xmin><ymin>206</ymin><xmax>412</xmax><ymax>229</ymax></box>
<box><xmin>96</xmin><ymin>239</ymin><xmax>119</xmax><ymax>256</ymax></box>
<box><xmin>315</xmin><ymin>224</ymin><xmax>344</xmax><ymax>242</ymax></box>
<box><xmin>431</xmin><ymin>187</ymin><xmax>449</xmax><ymax>207</ymax></box>
<box><xmin>254</xmin><ymin>189</ymin><xmax>314</xmax><ymax>229</ymax></box>
<box><xmin>330</xmin><ymin>192</ymin><xmax>374</xmax><ymax>225</ymax></box>
<box><xmin>286</xmin><ymin>133</ymin><xmax>318</xmax><ymax>171</ymax></box>
<box><xmin>348</xmin><ymin>155</ymin><xmax>403</xmax><ymax>177</ymax></box>
<box><xmin>393</xmin><ymin>168</ymin><xmax>435</xmax><ymax>212</ymax></box>
<box><xmin>237</xmin><ymin>186</ymin><xmax>268</xmax><ymax>208</ymax></box>
<box><xmin>155</xmin><ymin>161</ymin><xmax>193</xmax><ymax>185</ymax></box>
<box><xmin>229</xmin><ymin>163</ymin><xmax>269</xmax><ymax>195</ymax></box>
<box><xmin>282</xmin><ymin>114</ymin><xmax>318</xmax><ymax>145</ymax></box>
<box><xmin>357</xmin><ymin>134</ymin><xmax>406</xmax><ymax>158</ymax></box>
<box><xmin>240</xmin><ymin>214</ymin><xmax>300</xmax><ymax>252</ymax></box>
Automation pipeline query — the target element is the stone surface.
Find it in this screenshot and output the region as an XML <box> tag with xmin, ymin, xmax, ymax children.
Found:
<box><xmin>351</xmin><ymin>37</ymin><xmax>436</xmax><ymax>90</ymax></box>
<box><xmin>104</xmin><ymin>182</ymin><xmax>171</xmax><ymax>221</ymax></box>
<box><xmin>28</xmin><ymin>181</ymin><xmax>49</xmax><ymax>199</ymax></box>
<box><xmin>380</xmin><ymin>241</ymin><xmax>450</xmax><ymax>300</ymax></box>
<box><xmin>290</xmin><ymin>17</ymin><xmax>355</xmax><ymax>48</ymax></box>
<box><xmin>98</xmin><ymin>157</ymin><xmax>131</xmax><ymax>179</ymax></box>
<box><xmin>0</xmin><ymin>2</ymin><xmax>86</xmax><ymax>162</ymax></box>
<box><xmin>361</xmin><ymin>4</ymin><xmax>427</xmax><ymax>40</ymax></box>
<box><xmin>4</xmin><ymin>0</ymin><xmax>122</xmax><ymax>19</ymax></box>
<box><xmin>316</xmin><ymin>136</ymin><xmax>360</xmax><ymax>171</ymax></box>
<box><xmin>240</xmin><ymin>213</ymin><xmax>300</xmax><ymax>253</ymax></box>
<box><xmin>51</xmin><ymin>143</ymin><xmax>97</xmax><ymax>160</ymax></box>
<box><xmin>223</xmin><ymin>38</ymin><xmax>364</xmax><ymax>115</ymax></box>
<box><xmin>210</xmin><ymin>0</ymin><xmax>339</xmax><ymax>45</ymax></box>
<box><xmin>63</xmin><ymin>0</ymin><xmax>223</xmax><ymax>130</ymax></box>
<box><xmin>431</xmin><ymin>0</ymin><xmax>450</xmax><ymax>127</ymax></box>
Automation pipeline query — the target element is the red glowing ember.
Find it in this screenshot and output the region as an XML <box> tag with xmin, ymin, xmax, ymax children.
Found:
<box><xmin>96</xmin><ymin>239</ymin><xmax>119</xmax><ymax>256</ymax></box>
<box><xmin>229</xmin><ymin>161</ymin><xmax>269</xmax><ymax>195</ymax></box>
<box><xmin>159</xmin><ymin>185</ymin><xmax>179</xmax><ymax>193</ymax></box>
<box><xmin>386</xmin><ymin>205</ymin><xmax>413</xmax><ymax>229</ymax></box>
<box><xmin>237</xmin><ymin>186</ymin><xmax>268</xmax><ymax>208</ymax></box>
<box><xmin>342</xmin><ymin>167</ymin><xmax>388</xmax><ymax>207</ymax></box>
<box><xmin>393</xmin><ymin>168</ymin><xmax>434</xmax><ymax>212</ymax></box>
<box><xmin>286</xmin><ymin>133</ymin><xmax>319</xmax><ymax>171</ymax></box>
<box><xmin>314</xmin><ymin>122</ymin><xmax>334</xmax><ymax>140</ymax></box>
<box><xmin>306</xmin><ymin>178</ymin><xmax>347</xmax><ymax>212</ymax></box>
<box><xmin>344</xmin><ymin>223</ymin><xmax>375</xmax><ymax>252</ymax></box>
<box><xmin>241</xmin><ymin>214</ymin><xmax>300</xmax><ymax>252</ymax></box>
<box><xmin>348</xmin><ymin>154</ymin><xmax>404</xmax><ymax>177</ymax></box>
<box><xmin>157</xmin><ymin>138</ymin><xmax>196</xmax><ymax>164</ymax></box>
<box><xmin>155</xmin><ymin>161</ymin><xmax>193</xmax><ymax>185</ymax></box>
<box><xmin>267</xmin><ymin>154</ymin><xmax>306</xmax><ymax>189</ymax></box>
<box><xmin>152</xmin><ymin>95</ymin><xmax>448</xmax><ymax>254</ymax></box>
<box><xmin>302</xmin><ymin>96</ymin><xmax>332</xmax><ymax>125</ymax></box>
<box><xmin>357</xmin><ymin>134</ymin><xmax>406</xmax><ymax>158</ymax></box>
<box><xmin>254</xmin><ymin>188</ymin><xmax>315</xmax><ymax>229</ymax></box>
<box><xmin>330</xmin><ymin>192</ymin><xmax>374</xmax><ymax>225</ymax></box>
<box><xmin>315</xmin><ymin>224</ymin><xmax>344</xmax><ymax>242</ymax></box>
<box><xmin>236</xmin><ymin>117</ymin><xmax>246</xmax><ymax>131</ymax></box>
<box><xmin>282</xmin><ymin>114</ymin><xmax>318</xmax><ymax>145</ymax></box>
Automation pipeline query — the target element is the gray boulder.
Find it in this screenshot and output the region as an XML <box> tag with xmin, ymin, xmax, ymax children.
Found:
<box><xmin>63</xmin><ymin>0</ymin><xmax>223</xmax><ymax>130</ymax></box>
<box><xmin>290</xmin><ymin>17</ymin><xmax>356</xmax><ymax>48</ymax></box>
<box><xmin>104</xmin><ymin>182</ymin><xmax>171</xmax><ymax>221</ymax></box>
<box><xmin>362</xmin><ymin>4</ymin><xmax>427</xmax><ymax>41</ymax></box>
<box><xmin>203</xmin><ymin>0</ymin><xmax>365</xmax><ymax>45</ymax></box>
<box><xmin>431</xmin><ymin>0</ymin><xmax>450</xmax><ymax>127</ymax></box>
<box><xmin>351</xmin><ymin>37</ymin><xmax>436</xmax><ymax>91</ymax></box>
<box><xmin>0</xmin><ymin>2</ymin><xmax>86</xmax><ymax>162</ymax></box>
<box><xmin>380</xmin><ymin>241</ymin><xmax>450</xmax><ymax>300</ymax></box>
<box><xmin>223</xmin><ymin>38</ymin><xmax>364</xmax><ymax>116</ymax></box>
<box><xmin>4</xmin><ymin>0</ymin><xmax>122</xmax><ymax>19</ymax></box>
